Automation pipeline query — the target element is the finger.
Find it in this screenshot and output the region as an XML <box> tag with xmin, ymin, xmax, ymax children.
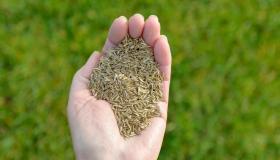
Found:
<box><xmin>128</xmin><ymin>13</ymin><xmax>145</xmax><ymax>38</ymax></box>
<box><xmin>154</xmin><ymin>35</ymin><xmax>171</xmax><ymax>102</ymax></box>
<box><xmin>71</xmin><ymin>51</ymin><xmax>101</xmax><ymax>94</ymax></box>
<box><xmin>102</xmin><ymin>16</ymin><xmax>128</xmax><ymax>53</ymax></box>
<box><xmin>143</xmin><ymin>15</ymin><xmax>160</xmax><ymax>46</ymax></box>
<box><xmin>154</xmin><ymin>35</ymin><xmax>172</xmax><ymax>81</ymax></box>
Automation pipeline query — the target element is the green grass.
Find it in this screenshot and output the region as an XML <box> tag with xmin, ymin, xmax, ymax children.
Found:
<box><xmin>1</xmin><ymin>0</ymin><xmax>280</xmax><ymax>159</ymax></box>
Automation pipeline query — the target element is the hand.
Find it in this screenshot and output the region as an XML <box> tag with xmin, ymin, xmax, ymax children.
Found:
<box><xmin>67</xmin><ymin>14</ymin><xmax>171</xmax><ymax>160</ymax></box>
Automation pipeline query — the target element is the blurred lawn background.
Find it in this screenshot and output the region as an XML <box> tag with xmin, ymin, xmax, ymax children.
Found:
<box><xmin>1</xmin><ymin>0</ymin><xmax>280</xmax><ymax>159</ymax></box>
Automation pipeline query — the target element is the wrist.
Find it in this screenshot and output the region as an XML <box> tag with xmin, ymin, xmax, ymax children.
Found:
<box><xmin>75</xmin><ymin>147</ymin><xmax>119</xmax><ymax>160</ymax></box>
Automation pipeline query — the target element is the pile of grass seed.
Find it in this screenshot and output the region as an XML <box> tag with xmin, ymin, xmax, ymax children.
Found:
<box><xmin>89</xmin><ymin>36</ymin><xmax>163</xmax><ymax>138</ymax></box>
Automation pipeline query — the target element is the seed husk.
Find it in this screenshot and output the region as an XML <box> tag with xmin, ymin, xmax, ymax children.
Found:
<box><xmin>89</xmin><ymin>36</ymin><xmax>163</xmax><ymax>138</ymax></box>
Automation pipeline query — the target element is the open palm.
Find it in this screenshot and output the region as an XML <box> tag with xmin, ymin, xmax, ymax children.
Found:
<box><xmin>67</xmin><ymin>14</ymin><xmax>171</xmax><ymax>160</ymax></box>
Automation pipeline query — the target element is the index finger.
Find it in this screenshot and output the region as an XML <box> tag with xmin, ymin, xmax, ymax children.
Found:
<box><xmin>102</xmin><ymin>16</ymin><xmax>128</xmax><ymax>53</ymax></box>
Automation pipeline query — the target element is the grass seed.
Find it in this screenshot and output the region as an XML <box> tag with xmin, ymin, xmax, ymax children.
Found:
<box><xmin>89</xmin><ymin>36</ymin><xmax>163</xmax><ymax>138</ymax></box>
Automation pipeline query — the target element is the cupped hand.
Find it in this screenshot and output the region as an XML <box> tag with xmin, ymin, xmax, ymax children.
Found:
<box><xmin>67</xmin><ymin>14</ymin><xmax>171</xmax><ymax>160</ymax></box>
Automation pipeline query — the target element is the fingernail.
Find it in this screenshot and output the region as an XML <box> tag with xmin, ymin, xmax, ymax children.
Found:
<box><xmin>133</xmin><ymin>13</ymin><xmax>142</xmax><ymax>17</ymax></box>
<box><xmin>93</xmin><ymin>51</ymin><xmax>100</xmax><ymax>54</ymax></box>
<box><xmin>162</xmin><ymin>35</ymin><xmax>168</xmax><ymax>41</ymax></box>
<box><xmin>117</xmin><ymin>16</ymin><xmax>127</xmax><ymax>21</ymax></box>
<box><xmin>149</xmin><ymin>15</ymin><xmax>158</xmax><ymax>21</ymax></box>
<box><xmin>131</xmin><ymin>13</ymin><xmax>144</xmax><ymax>21</ymax></box>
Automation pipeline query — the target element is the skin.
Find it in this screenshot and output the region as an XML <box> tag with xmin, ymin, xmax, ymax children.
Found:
<box><xmin>67</xmin><ymin>14</ymin><xmax>172</xmax><ymax>160</ymax></box>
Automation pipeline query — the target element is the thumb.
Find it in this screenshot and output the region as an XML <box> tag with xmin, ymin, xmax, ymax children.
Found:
<box><xmin>78</xmin><ymin>51</ymin><xmax>102</xmax><ymax>79</ymax></box>
<box><xmin>70</xmin><ymin>51</ymin><xmax>102</xmax><ymax>95</ymax></box>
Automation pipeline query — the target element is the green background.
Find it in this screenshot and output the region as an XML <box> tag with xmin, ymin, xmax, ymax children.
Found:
<box><xmin>1</xmin><ymin>0</ymin><xmax>279</xmax><ymax>159</ymax></box>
